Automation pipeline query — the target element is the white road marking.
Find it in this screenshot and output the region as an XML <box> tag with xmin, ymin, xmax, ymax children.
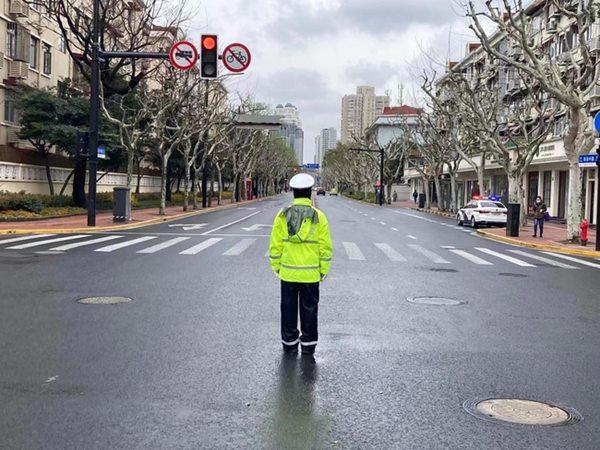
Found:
<box><xmin>342</xmin><ymin>242</ymin><xmax>365</xmax><ymax>260</ymax></box>
<box><xmin>180</xmin><ymin>238</ymin><xmax>223</xmax><ymax>255</ymax></box>
<box><xmin>370</xmin><ymin>217</ymin><xmax>376</xmax><ymax>221</ymax></box>
<box><xmin>541</xmin><ymin>252</ymin><xmax>600</xmax><ymax>269</ymax></box>
<box><xmin>407</xmin><ymin>235</ymin><xmax>417</xmax><ymax>240</ymax></box>
<box><xmin>408</xmin><ymin>244</ymin><xmax>450</xmax><ymax>264</ymax></box>
<box><xmin>454</xmin><ymin>226</ymin><xmax>463</xmax><ymax>230</ymax></box>
<box><xmin>44</xmin><ymin>376</ymin><xmax>58</xmax><ymax>383</ymax></box>
<box><xmin>51</xmin><ymin>235</ymin><xmax>124</xmax><ymax>251</ymax></box>
<box><xmin>7</xmin><ymin>235</ymin><xmax>89</xmax><ymax>250</ymax></box>
<box><xmin>374</xmin><ymin>243</ymin><xmax>407</xmax><ymax>262</ymax></box>
<box><xmin>202</xmin><ymin>211</ymin><xmax>261</xmax><ymax>235</ymax></box>
<box><xmin>0</xmin><ymin>234</ymin><xmax>56</xmax><ymax>245</ymax></box>
<box><xmin>508</xmin><ymin>250</ymin><xmax>579</xmax><ymax>269</ymax></box>
<box><xmin>95</xmin><ymin>236</ymin><xmax>157</xmax><ymax>252</ymax></box>
<box><xmin>241</xmin><ymin>224</ymin><xmax>272</xmax><ymax>232</ymax></box>
<box><xmin>391</xmin><ymin>227</ymin><xmax>399</xmax><ymax>232</ymax></box>
<box><xmin>223</xmin><ymin>238</ymin><xmax>256</xmax><ymax>256</ymax></box>
<box><xmin>168</xmin><ymin>223</ymin><xmax>208</xmax><ymax>231</ymax></box>
<box><xmin>137</xmin><ymin>237</ymin><xmax>191</xmax><ymax>254</ymax></box>
<box><xmin>449</xmin><ymin>249</ymin><xmax>493</xmax><ymax>265</ymax></box>
<box><xmin>475</xmin><ymin>248</ymin><xmax>535</xmax><ymax>267</ymax></box>
<box><xmin>380</xmin><ymin>221</ymin><xmax>387</xmax><ymax>225</ymax></box>
<box><xmin>441</xmin><ymin>246</ymin><xmax>456</xmax><ymax>249</ymax></box>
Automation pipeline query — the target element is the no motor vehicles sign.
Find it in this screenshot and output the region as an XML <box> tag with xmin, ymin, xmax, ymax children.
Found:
<box><xmin>169</xmin><ymin>41</ymin><xmax>199</xmax><ymax>71</ymax></box>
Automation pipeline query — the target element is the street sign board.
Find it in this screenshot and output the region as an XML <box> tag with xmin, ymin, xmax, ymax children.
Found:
<box><xmin>578</xmin><ymin>153</ymin><xmax>598</xmax><ymax>167</ymax></box>
<box><xmin>169</xmin><ymin>41</ymin><xmax>199</xmax><ymax>71</ymax></box>
<box><xmin>97</xmin><ymin>147</ymin><xmax>107</xmax><ymax>160</ymax></box>
<box><xmin>303</xmin><ymin>163</ymin><xmax>319</xmax><ymax>170</ymax></box>
<box><xmin>222</xmin><ymin>43</ymin><xmax>251</xmax><ymax>73</ymax></box>
<box><xmin>595</xmin><ymin>112</ymin><xmax>600</xmax><ymax>134</ymax></box>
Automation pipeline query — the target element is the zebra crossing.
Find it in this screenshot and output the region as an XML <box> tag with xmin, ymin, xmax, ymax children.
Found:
<box><xmin>0</xmin><ymin>233</ymin><xmax>598</xmax><ymax>271</ymax></box>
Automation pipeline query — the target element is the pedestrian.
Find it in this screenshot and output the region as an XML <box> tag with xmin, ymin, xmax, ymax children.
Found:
<box><xmin>412</xmin><ymin>190</ymin><xmax>418</xmax><ymax>203</ymax></box>
<box><xmin>269</xmin><ymin>173</ymin><xmax>333</xmax><ymax>356</ymax></box>
<box><xmin>392</xmin><ymin>191</ymin><xmax>398</xmax><ymax>202</ymax></box>
<box><xmin>532</xmin><ymin>196</ymin><xmax>547</xmax><ymax>238</ymax></box>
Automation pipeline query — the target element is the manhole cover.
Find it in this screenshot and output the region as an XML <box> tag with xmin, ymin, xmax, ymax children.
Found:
<box><xmin>407</xmin><ymin>296</ymin><xmax>465</xmax><ymax>306</ymax></box>
<box><xmin>77</xmin><ymin>296</ymin><xmax>132</xmax><ymax>305</ymax></box>
<box><xmin>463</xmin><ymin>398</ymin><xmax>582</xmax><ymax>426</ymax></box>
<box><xmin>499</xmin><ymin>273</ymin><xmax>528</xmax><ymax>278</ymax></box>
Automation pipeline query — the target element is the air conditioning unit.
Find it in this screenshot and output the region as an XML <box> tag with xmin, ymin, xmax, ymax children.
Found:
<box><xmin>589</xmin><ymin>37</ymin><xmax>600</xmax><ymax>53</ymax></box>
<box><xmin>8</xmin><ymin>60</ymin><xmax>28</xmax><ymax>79</ymax></box>
<box><xmin>547</xmin><ymin>18</ymin><xmax>558</xmax><ymax>33</ymax></box>
<box><xmin>6</xmin><ymin>128</ymin><xmax>20</xmax><ymax>144</ymax></box>
<box><xmin>9</xmin><ymin>0</ymin><xmax>29</xmax><ymax>17</ymax></box>
<box><xmin>591</xmin><ymin>85</ymin><xmax>600</xmax><ymax>99</ymax></box>
<box><xmin>0</xmin><ymin>52</ymin><xmax>4</xmax><ymax>69</ymax></box>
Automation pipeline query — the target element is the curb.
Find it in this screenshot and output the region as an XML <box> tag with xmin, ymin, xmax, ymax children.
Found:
<box><xmin>476</xmin><ymin>229</ymin><xmax>600</xmax><ymax>258</ymax></box>
<box><xmin>409</xmin><ymin>207</ymin><xmax>455</xmax><ymax>219</ymax></box>
<box><xmin>0</xmin><ymin>196</ymin><xmax>277</xmax><ymax>235</ymax></box>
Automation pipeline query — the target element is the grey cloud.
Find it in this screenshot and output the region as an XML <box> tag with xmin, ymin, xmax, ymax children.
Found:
<box><xmin>269</xmin><ymin>0</ymin><xmax>459</xmax><ymax>43</ymax></box>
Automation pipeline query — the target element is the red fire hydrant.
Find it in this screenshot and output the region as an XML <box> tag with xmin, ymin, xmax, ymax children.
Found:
<box><xmin>581</xmin><ymin>219</ymin><xmax>589</xmax><ymax>246</ymax></box>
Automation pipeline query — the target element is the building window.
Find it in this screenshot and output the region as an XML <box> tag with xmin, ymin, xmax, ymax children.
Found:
<box><xmin>29</xmin><ymin>36</ymin><xmax>39</xmax><ymax>69</ymax></box>
<box><xmin>58</xmin><ymin>34</ymin><xmax>66</xmax><ymax>53</ymax></box>
<box><xmin>43</xmin><ymin>43</ymin><xmax>52</xmax><ymax>75</ymax></box>
<box><xmin>6</xmin><ymin>23</ymin><xmax>16</xmax><ymax>58</ymax></box>
<box><xmin>4</xmin><ymin>94</ymin><xmax>18</xmax><ymax>124</ymax></box>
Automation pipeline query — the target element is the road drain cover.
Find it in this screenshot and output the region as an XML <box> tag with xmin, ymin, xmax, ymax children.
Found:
<box><xmin>77</xmin><ymin>296</ymin><xmax>132</xmax><ymax>305</ymax></box>
<box><xmin>464</xmin><ymin>398</ymin><xmax>582</xmax><ymax>426</ymax></box>
<box><xmin>407</xmin><ymin>296</ymin><xmax>464</xmax><ymax>306</ymax></box>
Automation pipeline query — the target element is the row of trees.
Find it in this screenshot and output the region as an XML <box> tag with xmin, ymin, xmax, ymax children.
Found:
<box><xmin>324</xmin><ymin>1</ymin><xmax>598</xmax><ymax>240</ymax></box>
<box><xmin>17</xmin><ymin>0</ymin><xmax>297</xmax><ymax>214</ymax></box>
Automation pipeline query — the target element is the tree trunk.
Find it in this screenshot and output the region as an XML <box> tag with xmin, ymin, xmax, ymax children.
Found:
<box><xmin>43</xmin><ymin>154</ymin><xmax>55</xmax><ymax>196</ymax></box>
<box><xmin>476</xmin><ymin>166</ymin><xmax>485</xmax><ymax>198</ymax></box>
<box><xmin>507</xmin><ymin>171</ymin><xmax>526</xmax><ymax>226</ymax></box>
<box><xmin>449</xmin><ymin>171</ymin><xmax>458</xmax><ymax>213</ymax></box>
<box><xmin>183</xmin><ymin>162</ymin><xmax>190</xmax><ymax>212</ymax></box>
<box><xmin>135</xmin><ymin>157</ymin><xmax>142</xmax><ymax>194</ymax></box>
<box><xmin>159</xmin><ymin>157</ymin><xmax>168</xmax><ymax>215</ymax></box>
<box><xmin>217</xmin><ymin>167</ymin><xmax>223</xmax><ymax>205</ymax></box>
<box><xmin>423</xmin><ymin>178</ymin><xmax>431</xmax><ymax>209</ymax></box>
<box><xmin>72</xmin><ymin>156</ymin><xmax>87</xmax><ymax>207</ymax></box>
<box><xmin>208</xmin><ymin>167</ymin><xmax>214</xmax><ymax>207</ymax></box>
<box><xmin>434</xmin><ymin>176</ymin><xmax>443</xmax><ymax>211</ymax></box>
<box><xmin>386</xmin><ymin>183</ymin><xmax>392</xmax><ymax>205</ymax></box>
<box><xmin>566</xmin><ymin>161</ymin><xmax>583</xmax><ymax>241</ymax></box>
<box><xmin>126</xmin><ymin>150</ymin><xmax>134</xmax><ymax>188</ymax></box>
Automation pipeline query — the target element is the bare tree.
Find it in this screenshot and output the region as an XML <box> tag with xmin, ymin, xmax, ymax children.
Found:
<box><xmin>464</xmin><ymin>0</ymin><xmax>598</xmax><ymax>237</ymax></box>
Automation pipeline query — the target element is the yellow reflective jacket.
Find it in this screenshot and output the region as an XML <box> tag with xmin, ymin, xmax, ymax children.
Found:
<box><xmin>269</xmin><ymin>198</ymin><xmax>333</xmax><ymax>283</ymax></box>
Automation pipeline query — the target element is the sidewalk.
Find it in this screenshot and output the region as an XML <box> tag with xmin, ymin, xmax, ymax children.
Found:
<box><xmin>0</xmin><ymin>197</ymin><xmax>273</xmax><ymax>235</ymax></box>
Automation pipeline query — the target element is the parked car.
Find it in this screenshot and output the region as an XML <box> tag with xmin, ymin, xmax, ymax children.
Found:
<box><xmin>329</xmin><ymin>188</ymin><xmax>338</xmax><ymax>196</ymax></box>
<box><xmin>457</xmin><ymin>200</ymin><xmax>507</xmax><ymax>228</ymax></box>
<box><xmin>316</xmin><ymin>187</ymin><xmax>326</xmax><ymax>196</ymax></box>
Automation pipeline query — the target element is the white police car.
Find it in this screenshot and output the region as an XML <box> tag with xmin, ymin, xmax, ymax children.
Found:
<box><xmin>457</xmin><ymin>199</ymin><xmax>507</xmax><ymax>228</ymax></box>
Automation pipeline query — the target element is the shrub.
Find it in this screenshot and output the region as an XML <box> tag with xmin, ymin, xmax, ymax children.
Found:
<box><xmin>0</xmin><ymin>194</ymin><xmax>44</xmax><ymax>213</ymax></box>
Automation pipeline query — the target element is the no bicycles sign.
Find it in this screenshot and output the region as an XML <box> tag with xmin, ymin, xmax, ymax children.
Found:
<box><xmin>222</xmin><ymin>43</ymin><xmax>251</xmax><ymax>73</ymax></box>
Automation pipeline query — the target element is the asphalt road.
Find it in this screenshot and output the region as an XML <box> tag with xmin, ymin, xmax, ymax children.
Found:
<box><xmin>1</xmin><ymin>195</ymin><xmax>600</xmax><ymax>449</ymax></box>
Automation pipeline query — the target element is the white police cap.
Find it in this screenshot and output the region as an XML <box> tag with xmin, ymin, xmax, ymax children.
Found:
<box><xmin>289</xmin><ymin>173</ymin><xmax>315</xmax><ymax>189</ymax></box>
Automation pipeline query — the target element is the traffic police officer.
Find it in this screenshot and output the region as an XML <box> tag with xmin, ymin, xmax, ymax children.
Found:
<box><xmin>269</xmin><ymin>173</ymin><xmax>333</xmax><ymax>355</ymax></box>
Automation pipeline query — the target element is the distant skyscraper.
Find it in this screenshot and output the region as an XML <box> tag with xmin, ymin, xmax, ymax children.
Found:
<box><xmin>341</xmin><ymin>86</ymin><xmax>389</xmax><ymax>144</ymax></box>
<box><xmin>315</xmin><ymin>127</ymin><xmax>337</xmax><ymax>167</ymax></box>
<box><xmin>274</xmin><ymin>103</ymin><xmax>304</xmax><ymax>163</ymax></box>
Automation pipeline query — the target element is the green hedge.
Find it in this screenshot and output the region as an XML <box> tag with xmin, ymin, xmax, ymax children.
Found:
<box><xmin>344</xmin><ymin>191</ymin><xmax>376</xmax><ymax>203</ymax></box>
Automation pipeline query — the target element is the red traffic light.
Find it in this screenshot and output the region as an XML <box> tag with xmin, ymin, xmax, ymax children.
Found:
<box><xmin>202</xmin><ymin>36</ymin><xmax>216</xmax><ymax>50</ymax></box>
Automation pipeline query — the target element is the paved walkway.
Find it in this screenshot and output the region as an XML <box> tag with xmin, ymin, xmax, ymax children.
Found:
<box><xmin>0</xmin><ymin>198</ymin><xmax>268</xmax><ymax>234</ymax></box>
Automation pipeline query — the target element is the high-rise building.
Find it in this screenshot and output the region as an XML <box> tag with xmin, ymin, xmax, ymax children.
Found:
<box><xmin>314</xmin><ymin>127</ymin><xmax>337</xmax><ymax>167</ymax></box>
<box><xmin>274</xmin><ymin>103</ymin><xmax>304</xmax><ymax>163</ymax></box>
<box><xmin>341</xmin><ymin>86</ymin><xmax>389</xmax><ymax>144</ymax></box>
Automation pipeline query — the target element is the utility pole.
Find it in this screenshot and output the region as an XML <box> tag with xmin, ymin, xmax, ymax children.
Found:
<box><xmin>350</xmin><ymin>147</ymin><xmax>385</xmax><ymax>206</ymax></box>
<box><xmin>87</xmin><ymin>0</ymin><xmax>170</xmax><ymax>226</ymax></box>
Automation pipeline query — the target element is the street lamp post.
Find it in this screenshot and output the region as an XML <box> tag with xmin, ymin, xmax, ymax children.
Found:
<box><xmin>87</xmin><ymin>0</ymin><xmax>170</xmax><ymax>226</ymax></box>
<box><xmin>350</xmin><ymin>147</ymin><xmax>385</xmax><ymax>206</ymax></box>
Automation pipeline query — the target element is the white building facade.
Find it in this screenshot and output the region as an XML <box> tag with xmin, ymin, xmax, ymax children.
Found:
<box><xmin>274</xmin><ymin>103</ymin><xmax>304</xmax><ymax>164</ymax></box>
<box><xmin>314</xmin><ymin>127</ymin><xmax>337</xmax><ymax>167</ymax></box>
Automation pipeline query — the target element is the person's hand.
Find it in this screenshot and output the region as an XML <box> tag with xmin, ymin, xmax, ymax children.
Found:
<box><xmin>320</xmin><ymin>274</ymin><xmax>327</xmax><ymax>282</ymax></box>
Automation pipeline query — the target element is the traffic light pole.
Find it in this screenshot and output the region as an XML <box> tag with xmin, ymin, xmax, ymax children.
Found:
<box><xmin>202</xmin><ymin>79</ymin><xmax>210</xmax><ymax>208</ymax></box>
<box><xmin>350</xmin><ymin>147</ymin><xmax>385</xmax><ymax>206</ymax></box>
<box><xmin>87</xmin><ymin>0</ymin><xmax>169</xmax><ymax>226</ymax></box>
<box><xmin>596</xmin><ymin>155</ymin><xmax>600</xmax><ymax>251</ymax></box>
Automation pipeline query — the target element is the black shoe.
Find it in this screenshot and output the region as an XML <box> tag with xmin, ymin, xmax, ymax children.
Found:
<box><xmin>282</xmin><ymin>344</ymin><xmax>298</xmax><ymax>354</ymax></box>
<box><xmin>532</xmin><ymin>234</ymin><xmax>537</xmax><ymax>237</ymax></box>
<box><xmin>301</xmin><ymin>345</ymin><xmax>315</xmax><ymax>355</ymax></box>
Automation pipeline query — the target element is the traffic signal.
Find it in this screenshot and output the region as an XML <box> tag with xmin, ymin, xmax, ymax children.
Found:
<box><xmin>201</xmin><ymin>34</ymin><xmax>218</xmax><ymax>78</ymax></box>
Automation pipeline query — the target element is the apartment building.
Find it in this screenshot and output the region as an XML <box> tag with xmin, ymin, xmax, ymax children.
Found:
<box><xmin>340</xmin><ymin>86</ymin><xmax>389</xmax><ymax>144</ymax></box>
<box><xmin>405</xmin><ymin>0</ymin><xmax>598</xmax><ymax>224</ymax></box>
<box><xmin>314</xmin><ymin>127</ymin><xmax>337</xmax><ymax>167</ymax></box>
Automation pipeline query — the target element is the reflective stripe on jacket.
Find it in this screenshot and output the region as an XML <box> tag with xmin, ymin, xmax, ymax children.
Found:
<box><xmin>268</xmin><ymin>197</ymin><xmax>333</xmax><ymax>283</ymax></box>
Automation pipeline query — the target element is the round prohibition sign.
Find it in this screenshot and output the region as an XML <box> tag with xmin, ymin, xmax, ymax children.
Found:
<box><xmin>169</xmin><ymin>40</ymin><xmax>199</xmax><ymax>71</ymax></box>
<box><xmin>222</xmin><ymin>43</ymin><xmax>251</xmax><ymax>73</ymax></box>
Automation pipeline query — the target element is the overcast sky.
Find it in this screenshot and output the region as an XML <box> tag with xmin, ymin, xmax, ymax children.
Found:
<box><xmin>189</xmin><ymin>0</ymin><xmax>475</xmax><ymax>163</ymax></box>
